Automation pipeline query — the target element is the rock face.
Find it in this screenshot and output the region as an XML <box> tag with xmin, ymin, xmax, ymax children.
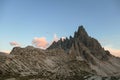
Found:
<box><xmin>0</xmin><ymin>52</ymin><xmax>8</xmax><ymax>64</ymax></box>
<box><xmin>48</xmin><ymin>26</ymin><xmax>120</xmax><ymax>76</ymax></box>
<box><xmin>48</xmin><ymin>26</ymin><xmax>110</xmax><ymax>61</ymax></box>
<box><xmin>0</xmin><ymin>26</ymin><xmax>120</xmax><ymax>80</ymax></box>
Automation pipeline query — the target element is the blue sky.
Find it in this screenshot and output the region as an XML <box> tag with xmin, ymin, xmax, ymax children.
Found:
<box><xmin>0</xmin><ymin>0</ymin><xmax>120</xmax><ymax>56</ymax></box>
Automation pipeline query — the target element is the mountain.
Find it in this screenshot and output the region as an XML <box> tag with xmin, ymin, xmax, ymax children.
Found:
<box><xmin>48</xmin><ymin>26</ymin><xmax>120</xmax><ymax>76</ymax></box>
<box><xmin>0</xmin><ymin>52</ymin><xmax>7</xmax><ymax>56</ymax></box>
<box><xmin>0</xmin><ymin>26</ymin><xmax>120</xmax><ymax>80</ymax></box>
<box><xmin>0</xmin><ymin>52</ymin><xmax>8</xmax><ymax>64</ymax></box>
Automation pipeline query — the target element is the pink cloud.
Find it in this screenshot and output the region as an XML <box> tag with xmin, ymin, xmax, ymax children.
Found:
<box><xmin>9</xmin><ymin>41</ymin><xmax>20</xmax><ymax>47</ymax></box>
<box><xmin>32</xmin><ymin>34</ymin><xmax>65</xmax><ymax>49</ymax></box>
<box><xmin>104</xmin><ymin>46</ymin><xmax>120</xmax><ymax>57</ymax></box>
<box><xmin>32</xmin><ymin>37</ymin><xmax>48</xmax><ymax>49</ymax></box>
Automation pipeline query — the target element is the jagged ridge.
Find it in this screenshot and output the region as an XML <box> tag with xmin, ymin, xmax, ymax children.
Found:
<box><xmin>48</xmin><ymin>26</ymin><xmax>111</xmax><ymax>61</ymax></box>
<box><xmin>0</xmin><ymin>26</ymin><xmax>120</xmax><ymax>80</ymax></box>
<box><xmin>47</xmin><ymin>26</ymin><xmax>120</xmax><ymax>76</ymax></box>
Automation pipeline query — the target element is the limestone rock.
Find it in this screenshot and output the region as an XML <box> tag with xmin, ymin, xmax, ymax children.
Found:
<box><xmin>48</xmin><ymin>25</ymin><xmax>120</xmax><ymax>76</ymax></box>
<box><xmin>0</xmin><ymin>26</ymin><xmax>120</xmax><ymax>80</ymax></box>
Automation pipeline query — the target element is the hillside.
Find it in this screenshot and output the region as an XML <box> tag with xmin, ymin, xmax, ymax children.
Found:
<box><xmin>0</xmin><ymin>26</ymin><xmax>120</xmax><ymax>80</ymax></box>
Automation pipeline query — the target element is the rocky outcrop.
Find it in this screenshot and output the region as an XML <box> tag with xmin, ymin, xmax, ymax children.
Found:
<box><xmin>0</xmin><ymin>52</ymin><xmax>9</xmax><ymax>64</ymax></box>
<box><xmin>48</xmin><ymin>26</ymin><xmax>110</xmax><ymax>60</ymax></box>
<box><xmin>48</xmin><ymin>25</ymin><xmax>120</xmax><ymax>76</ymax></box>
<box><xmin>0</xmin><ymin>46</ymin><xmax>96</xmax><ymax>80</ymax></box>
<box><xmin>0</xmin><ymin>26</ymin><xmax>120</xmax><ymax>80</ymax></box>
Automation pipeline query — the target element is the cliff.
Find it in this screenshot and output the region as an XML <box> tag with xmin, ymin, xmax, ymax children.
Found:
<box><xmin>0</xmin><ymin>26</ymin><xmax>120</xmax><ymax>80</ymax></box>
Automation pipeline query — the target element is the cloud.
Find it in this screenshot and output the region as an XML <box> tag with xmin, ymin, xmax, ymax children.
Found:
<box><xmin>49</xmin><ymin>34</ymin><xmax>66</xmax><ymax>46</ymax></box>
<box><xmin>53</xmin><ymin>34</ymin><xmax>59</xmax><ymax>42</ymax></box>
<box><xmin>53</xmin><ymin>34</ymin><xmax>66</xmax><ymax>42</ymax></box>
<box><xmin>100</xmin><ymin>39</ymin><xmax>120</xmax><ymax>57</ymax></box>
<box><xmin>104</xmin><ymin>45</ymin><xmax>120</xmax><ymax>57</ymax></box>
<box><xmin>32</xmin><ymin>34</ymin><xmax>65</xmax><ymax>49</ymax></box>
<box><xmin>32</xmin><ymin>37</ymin><xmax>49</xmax><ymax>49</ymax></box>
<box><xmin>61</xmin><ymin>37</ymin><xmax>66</xmax><ymax>41</ymax></box>
<box><xmin>9</xmin><ymin>41</ymin><xmax>20</xmax><ymax>47</ymax></box>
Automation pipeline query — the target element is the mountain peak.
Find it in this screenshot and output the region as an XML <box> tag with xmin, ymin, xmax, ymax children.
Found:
<box><xmin>78</xmin><ymin>25</ymin><xmax>85</xmax><ymax>32</ymax></box>
<box><xmin>1</xmin><ymin>25</ymin><xmax>120</xmax><ymax>79</ymax></box>
<box><xmin>47</xmin><ymin>26</ymin><xmax>92</xmax><ymax>51</ymax></box>
<box><xmin>48</xmin><ymin>25</ymin><xmax>111</xmax><ymax>61</ymax></box>
<box><xmin>74</xmin><ymin>25</ymin><xmax>88</xmax><ymax>38</ymax></box>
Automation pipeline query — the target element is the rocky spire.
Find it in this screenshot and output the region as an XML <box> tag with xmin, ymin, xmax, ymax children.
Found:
<box><xmin>48</xmin><ymin>25</ymin><xmax>89</xmax><ymax>50</ymax></box>
<box><xmin>74</xmin><ymin>25</ymin><xmax>88</xmax><ymax>38</ymax></box>
<box><xmin>1</xmin><ymin>25</ymin><xmax>120</xmax><ymax>80</ymax></box>
<box><xmin>47</xmin><ymin>25</ymin><xmax>111</xmax><ymax>61</ymax></box>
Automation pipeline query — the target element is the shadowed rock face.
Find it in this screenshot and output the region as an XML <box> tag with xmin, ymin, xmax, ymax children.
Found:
<box><xmin>48</xmin><ymin>26</ymin><xmax>111</xmax><ymax>61</ymax></box>
<box><xmin>0</xmin><ymin>52</ymin><xmax>8</xmax><ymax>64</ymax></box>
<box><xmin>0</xmin><ymin>26</ymin><xmax>120</xmax><ymax>80</ymax></box>
<box><xmin>47</xmin><ymin>26</ymin><xmax>120</xmax><ymax>77</ymax></box>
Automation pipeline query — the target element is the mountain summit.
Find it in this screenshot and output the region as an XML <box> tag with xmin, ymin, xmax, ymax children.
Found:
<box><xmin>48</xmin><ymin>26</ymin><xmax>110</xmax><ymax>61</ymax></box>
<box><xmin>0</xmin><ymin>26</ymin><xmax>120</xmax><ymax>80</ymax></box>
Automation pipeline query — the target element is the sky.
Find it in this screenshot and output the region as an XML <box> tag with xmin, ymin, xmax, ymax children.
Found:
<box><xmin>0</xmin><ymin>0</ymin><xmax>120</xmax><ymax>56</ymax></box>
